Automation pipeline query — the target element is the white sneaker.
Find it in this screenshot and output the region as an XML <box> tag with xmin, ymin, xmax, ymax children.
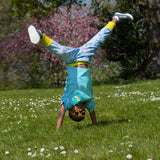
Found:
<box><xmin>28</xmin><ymin>25</ymin><xmax>41</xmax><ymax>44</ymax></box>
<box><xmin>113</xmin><ymin>12</ymin><xmax>133</xmax><ymax>21</ymax></box>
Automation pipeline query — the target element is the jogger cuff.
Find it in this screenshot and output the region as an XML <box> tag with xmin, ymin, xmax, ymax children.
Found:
<box><xmin>41</xmin><ymin>34</ymin><xmax>52</xmax><ymax>47</ymax></box>
<box><xmin>105</xmin><ymin>21</ymin><xmax>116</xmax><ymax>31</ymax></box>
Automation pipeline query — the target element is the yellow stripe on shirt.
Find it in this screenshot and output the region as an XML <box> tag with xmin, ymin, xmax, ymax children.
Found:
<box><xmin>69</xmin><ymin>61</ymin><xmax>88</xmax><ymax>67</ymax></box>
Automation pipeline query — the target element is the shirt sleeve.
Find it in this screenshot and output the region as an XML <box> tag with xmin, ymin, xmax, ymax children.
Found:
<box><xmin>85</xmin><ymin>100</ymin><xmax>95</xmax><ymax>112</ymax></box>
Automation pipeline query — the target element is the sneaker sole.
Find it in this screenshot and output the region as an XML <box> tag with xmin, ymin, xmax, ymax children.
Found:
<box><xmin>28</xmin><ymin>25</ymin><xmax>40</xmax><ymax>44</ymax></box>
<box><xmin>115</xmin><ymin>12</ymin><xmax>133</xmax><ymax>20</ymax></box>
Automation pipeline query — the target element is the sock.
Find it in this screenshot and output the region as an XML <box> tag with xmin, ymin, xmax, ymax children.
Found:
<box><xmin>105</xmin><ymin>21</ymin><xmax>116</xmax><ymax>31</ymax></box>
<box><xmin>41</xmin><ymin>34</ymin><xmax>52</xmax><ymax>47</ymax></box>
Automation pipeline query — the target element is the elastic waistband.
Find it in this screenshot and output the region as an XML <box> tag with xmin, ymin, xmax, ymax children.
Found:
<box><xmin>69</xmin><ymin>61</ymin><xmax>88</xmax><ymax>67</ymax></box>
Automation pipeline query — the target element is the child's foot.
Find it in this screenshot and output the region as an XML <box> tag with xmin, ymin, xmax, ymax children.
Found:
<box><xmin>113</xmin><ymin>12</ymin><xmax>133</xmax><ymax>21</ymax></box>
<box><xmin>28</xmin><ymin>25</ymin><xmax>42</xmax><ymax>44</ymax></box>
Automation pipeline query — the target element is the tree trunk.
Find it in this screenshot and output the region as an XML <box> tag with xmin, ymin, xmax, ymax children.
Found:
<box><xmin>139</xmin><ymin>0</ymin><xmax>160</xmax><ymax>77</ymax></box>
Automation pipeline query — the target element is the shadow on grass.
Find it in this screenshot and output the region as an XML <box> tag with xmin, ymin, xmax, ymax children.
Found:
<box><xmin>74</xmin><ymin>119</ymin><xmax>129</xmax><ymax>130</ymax></box>
<box><xmin>97</xmin><ymin>119</ymin><xmax>129</xmax><ymax>126</ymax></box>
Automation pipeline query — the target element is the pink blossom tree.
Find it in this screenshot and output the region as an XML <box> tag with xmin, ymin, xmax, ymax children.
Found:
<box><xmin>0</xmin><ymin>6</ymin><xmax>101</xmax><ymax>88</ymax></box>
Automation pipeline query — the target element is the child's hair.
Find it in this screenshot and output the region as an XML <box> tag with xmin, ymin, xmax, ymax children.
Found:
<box><xmin>68</xmin><ymin>110</ymin><xmax>85</xmax><ymax>122</ymax></box>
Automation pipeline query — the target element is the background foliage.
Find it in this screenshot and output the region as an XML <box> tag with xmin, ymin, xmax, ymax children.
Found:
<box><xmin>0</xmin><ymin>0</ymin><xmax>19</xmax><ymax>40</ymax></box>
<box><xmin>0</xmin><ymin>0</ymin><xmax>152</xmax><ymax>89</ymax></box>
<box><xmin>0</xmin><ymin>6</ymin><xmax>102</xmax><ymax>89</ymax></box>
<box><xmin>91</xmin><ymin>0</ymin><xmax>150</xmax><ymax>78</ymax></box>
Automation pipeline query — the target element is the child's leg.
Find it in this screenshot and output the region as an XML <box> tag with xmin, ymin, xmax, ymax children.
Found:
<box><xmin>76</xmin><ymin>12</ymin><xmax>133</xmax><ymax>63</ymax></box>
<box><xmin>85</xmin><ymin>21</ymin><xmax>116</xmax><ymax>47</ymax></box>
<box><xmin>41</xmin><ymin>34</ymin><xmax>78</xmax><ymax>64</ymax></box>
<box><xmin>28</xmin><ymin>26</ymin><xmax>78</xmax><ymax>64</ymax></box>
<box><xmin>76</xmin><ymin>21</ymin><xmax>116</xmax><ymax>62</ymax></box>
<box><xmin>81</xmin><ymin>12</ymin><xmax>133</xmax><ymax>52</ymax></box>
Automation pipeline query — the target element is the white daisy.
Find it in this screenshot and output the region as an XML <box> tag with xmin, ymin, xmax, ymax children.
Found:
<box><xmin>5</xmin><ymin>151</ymin><xmax>9</xmax><ymax>155</ymax></box>
<box><xmin>54</xmin><ymin>147</ymin><xmax>58</xmax><ymax>151</ymax></box>
<box><xmin>126</xmin><ymin>154</ymin><xmax>132</xmax><ymax>159</ymax></box>
<box><xmin>74</xmin><ymin>150</ymin><xmax>79</xmax><ymax>153</ymax></box>
<box><xmin>59</xmin><ymin>146</ymin><xmax>65</xmax><ymax>150</ymax></box>
<box><xmin>40</xmin><ymin>147</ymin><xmax>45</xmax><ymax>153</ymax></box>
<box><xmin>27</xmin><ymin>152</ymin><xmax>32</xmax><ymax>156</ymax></box>
<box><xmin>27</xmin><ymin>148</ymin><xmax>32</xmax><ymax>152</ymax></box>
<box><xmin>32</xmin><ymin>152</ymin><xmax>37</xmax><ymax>157</ymax></box>
<box><xmin>60</xmin><ymin>151</ymin><xmax>66</xmax><ymax>155</ymax></box>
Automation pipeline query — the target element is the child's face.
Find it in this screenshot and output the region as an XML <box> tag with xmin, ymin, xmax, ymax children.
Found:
<box><xmin>71</xmin><ymin>102</ymin><xmax>85</xmax><ymax>112</ymax></box>
<box><xmin>69</xmin><ymin>102</ymin><xmax>86</xmax><ymax>121</ymax></box>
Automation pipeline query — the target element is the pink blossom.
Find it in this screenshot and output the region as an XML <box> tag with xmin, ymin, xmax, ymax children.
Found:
<box><xmin>0</xmin><ymin>6</ymin><xmax>103</xmax><ymax>82</ymax></box>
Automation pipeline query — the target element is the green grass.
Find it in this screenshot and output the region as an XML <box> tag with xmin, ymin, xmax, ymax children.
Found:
<box><xmin>0</xmin><ymin>79</ymin><xmax>160</xmax><ymax>160</ymax></box>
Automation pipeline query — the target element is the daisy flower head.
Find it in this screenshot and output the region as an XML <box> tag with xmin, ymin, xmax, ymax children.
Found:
<box><xmin>54</xmin><ymin>147</ymin><xmax>58</xmax><ymax>151</ymax></box>
<box><xmin>74</xmin><ymin>149</ymin><xmax>79</xmax><ymax>153</ymax></box>
<box><xmin>27</xmin><ymin>152</ymin><xmax>32</xmax><ymax>156</ymax></box>
<box><xmin>126</xmin><ymin>154</ymin><xmax>132</xmax><ymax>159</ymax></box>
<box><xmin>5</xmin><ymin>151</ymin><xmax>9</xmax><ymax>155</ymax></box>
<box><xmin>59</xmin><ymin>146</ymin><xmax>65</xmax><ymax>150</ymax></box>
<box><xmin>27</xmin><ymin>148</ymin><xmax>32</xmax><ymax>152</ymax></box>
<box><xmin>40</xmin><ymin>147</ymin><xmax>45</xmax><ymax>153</ymax></box>
<box><xmin>60</xmin><ymin>151</ymin><xmax>66</xmax><ymax>155</ymax></box>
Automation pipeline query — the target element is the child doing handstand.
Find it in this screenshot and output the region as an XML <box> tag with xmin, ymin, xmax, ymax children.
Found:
<box><xmin>28</xmin><ymin>12</ymin><xmax>133</xmax><ymax>131</ymax></box>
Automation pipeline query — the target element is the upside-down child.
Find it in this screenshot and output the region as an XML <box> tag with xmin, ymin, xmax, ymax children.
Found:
<box><xmin>28</xmin><ymin>12</ymin><xmax>133</xmax><ymax>131</ymax></box>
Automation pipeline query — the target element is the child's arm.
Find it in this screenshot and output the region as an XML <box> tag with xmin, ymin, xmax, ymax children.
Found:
<box><xmin>89</xmin><ymin>110</ymin><xmax>97</xmax><ymax>125</ymax></box>
<box><xmin>56</xmin><ymin>104</ymin><xmax>65</xmax><ymax>131</ymax></box>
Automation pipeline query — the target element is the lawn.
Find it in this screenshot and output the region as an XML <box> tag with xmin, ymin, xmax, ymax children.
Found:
<box><xmin>0</xmin><ymin>79</ymin><xmax>160</xmax><ymax>160</ymax></box>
